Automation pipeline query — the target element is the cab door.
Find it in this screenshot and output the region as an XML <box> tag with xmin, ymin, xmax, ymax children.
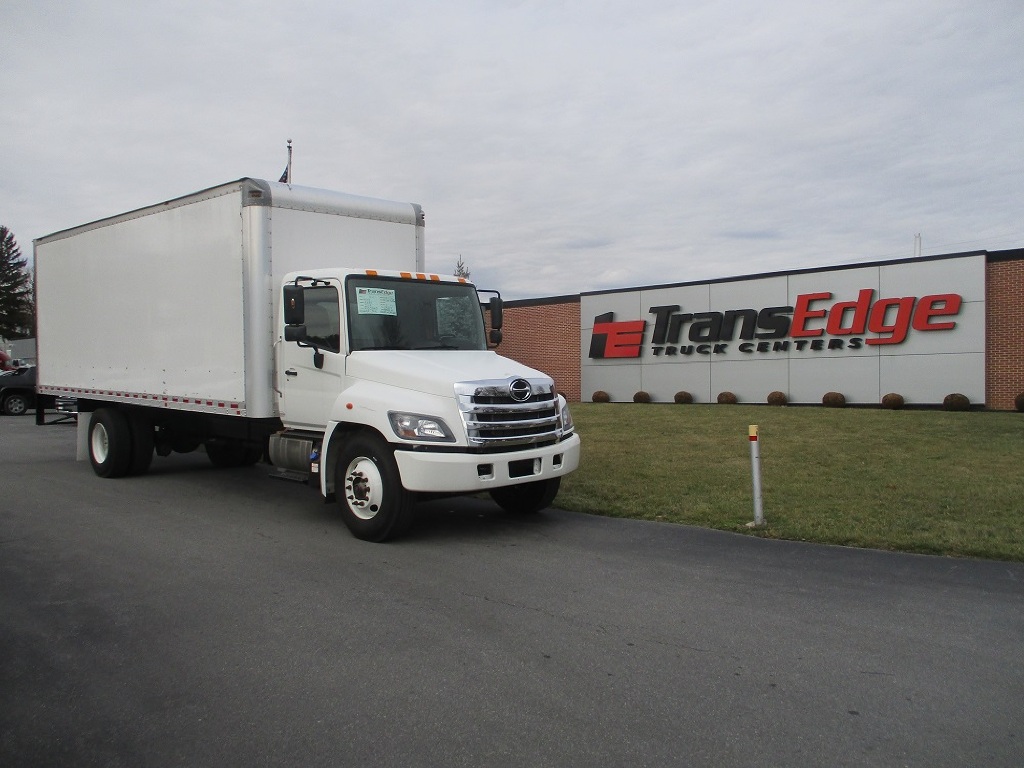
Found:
<box><xmin>279</xmin><ymin>284</ymin><xmax>344</xmax><ymax>429</ymax></box>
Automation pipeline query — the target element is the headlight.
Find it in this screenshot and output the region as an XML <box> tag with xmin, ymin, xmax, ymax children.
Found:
<box><xmin>558</xmin><ymin>395</ymin><xmax>575</xmax><ymax>434</ymax></box>
<box><xmin>388</xmin><ymin>412</ymin><xmax>456</xmax><ymax>442</ymax></box>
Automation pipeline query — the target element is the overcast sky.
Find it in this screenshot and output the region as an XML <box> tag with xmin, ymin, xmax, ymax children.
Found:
<box><xmin>3</xmin><ymin>1</ymin><xmax>1022</xmax><ymax>299</ymax></box>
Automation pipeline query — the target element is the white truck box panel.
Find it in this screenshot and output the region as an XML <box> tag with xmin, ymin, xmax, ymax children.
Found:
<box><xmin>270</xmin><ymin>206</ymin><xmax>424</xmax><ymax>274</ymax></box>
<box><xmin>36</xmin><ymin>188</ymin><xmax>250</xmax><ymax>409</ymax></box>
<box><xmin>35</xmin><ymin>179</ymin><xmax>425</xmax><ymax>419</ymax></box>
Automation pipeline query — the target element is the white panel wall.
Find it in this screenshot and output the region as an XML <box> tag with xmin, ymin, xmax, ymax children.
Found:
<box><xmin>881</xmin><ymin>353</ymin><xmax>985</xmax><ymax>404</ymax></box>
<box><xmin>789</xmin><ymin>356</ymin><xmax>880</xmax><ymax>404</ymax></box>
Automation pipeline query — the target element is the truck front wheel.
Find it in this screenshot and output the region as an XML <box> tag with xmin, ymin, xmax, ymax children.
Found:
<box><xmin>89</xmin><ymin>408</ymin><xmax>133</xmax><ymax>478</ymax></box>
<box><xmin>335</xmin><ymin>434</ymin><xmax>415</xmax><ymax>542</ymax></box>
<box><xmin>490</xmin><ymin>477</ymin><xmax>561</xmax><ymax>514</ymax></box>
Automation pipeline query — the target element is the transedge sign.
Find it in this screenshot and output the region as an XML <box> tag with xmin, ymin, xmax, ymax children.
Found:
<box><xmin>590</xmin><ymin>289</ymin><xmax>963</xmax><ymax>359</ymax></box>
<box><xmin>579</xmin><ymin>253</ymin><xmax>986</xmax><ymax>405</ymax></box>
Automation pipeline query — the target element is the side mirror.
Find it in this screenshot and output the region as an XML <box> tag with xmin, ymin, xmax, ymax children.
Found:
<box><xmin>284</xmin><ymin>325</ymin><xmax>307</xmax><ymax>343</ymax></box>
<box><xmin>489</xmin><ymin>296</ymin><xmax>503</xmax><ymax>330</ymax></box>
<box><xmin>489</xmin><ymin>328</ymin><xmax>503</xmax><ymax>345</ymax></box>
<box><xmin>283</xmin><ymin>284</ymin><xmax>305</xmax><ymax>326</ymax></box>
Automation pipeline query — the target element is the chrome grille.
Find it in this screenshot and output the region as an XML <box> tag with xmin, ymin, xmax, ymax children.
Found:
<box><xmin>456</xmin><ymin>378</ymin><xmax>560</xmax><ymax>449</ymax></box>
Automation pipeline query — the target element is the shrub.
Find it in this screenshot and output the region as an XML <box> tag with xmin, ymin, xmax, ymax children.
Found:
<box><xmin>822</xmin><ymin>391</ymin><xmax>846</xmax><ymax>408</ymax></box>
<box><xmin>674</xmin><ymin>391</ymin><xmax>693</xmax><ymax>404</ymax></box>
<box><xmin>766</xmin><ymin>391</ymin><xmax>788</xmax><ymax>406</ymax></box>
<box><xmin>1015</xmin><ymin>392</ymin><xmax>1024</xmax><ymax>412</ymax></box>
<box><xmin>592</xmin><ymin>390</ymin><xmax>611</xmax><ymax>403</ymax></box>
<box><xmin>633</xmin><ymin>391</ymin><xmax>652</xmax><ymax>403</ymax></box>
<box><xmin>943</xmin><ymin>393</ymin><xmax>970</xmax><ymax>411</ymax></box>
<box><xmin>881</xmin><ymin>393</ymin><xmax>905</xmax><ymax>410</ymax></box>
<box><xmin>717</xmin><ymin>391</ymin><xmax>738</xmax><ymax>405</ymax></box>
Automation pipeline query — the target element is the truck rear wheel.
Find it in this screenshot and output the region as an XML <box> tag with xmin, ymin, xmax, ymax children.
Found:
<box><xmin>490</xmin><ymin>477</ymin><xmax>561</xmax><ymax>514</ymax></box>
<box><xmin>128</xmin><ymin>414</ymin><xmax>155</xmax><ymax>476</ymax></box>
<box><xmin>206</xmin><ymin>439</ymin><xmax>245</xmax><ymax>468</ymax></box>
<box><xmin>335</xmin><ymin>434</ymin><xmax>414</xmax><ymax>542</ymax></box>
<box><xmin>205</xmin><ymin>439</ymin><xmax>263</xmax><ymax>468</ymax></box>
<box><xmin>89</xmin><ymin>408</ymin><xmax>133</xmax><ymax>478</ymax></box>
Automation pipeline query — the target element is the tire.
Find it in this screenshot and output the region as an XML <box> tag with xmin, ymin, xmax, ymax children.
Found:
<box><xmin>335</xmin><ymin>434</ymin><xmax>415</xmax><ymax>542</ymax></box>
<box><xmin>89</xmin><ymin>408</ymin><xmax>133</xmax><ymax>478</ymax></box>
<box><xmin>128</xmin><ymin>414</ymin><xmax>155</xmax><ymax>476</ymax></box>
<box><xmin>490</xmin><ymin>477</ymin><xmax>561</xmax><ymax>514</ymax></box>
<box><xmin>171</xmin><ymin>435</ymin><xmax>202</xmax><ymax>454</ymax></box>
<box><xmin>205</xmin><ymin>439</ymin><xmax>263</xmax><ymax>468</ymax></box>
<box><xmin>206</xmin><ymin>440</ymin><xmax>246</xmax><ymax>468</ymax></box>
<box><xmin>240</xmin><ymin>442</ymin><xmax>265</xmax><ymax>466</ymax></box>
<box><xmin>2</xmin><ymin>393</ymin><xmax>29</xmax><ymax>416</ymax></box>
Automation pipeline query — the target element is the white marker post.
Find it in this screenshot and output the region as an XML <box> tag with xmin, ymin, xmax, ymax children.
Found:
<box><xmin>748</xmin><ymin>425</ymin><xmax>764</xmax><ymax>527</ymax></box>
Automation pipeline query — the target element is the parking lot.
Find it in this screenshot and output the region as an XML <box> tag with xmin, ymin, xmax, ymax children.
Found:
<box><xmin>2</xmin><ymin>416</ymin><xmax>1023</xmax><ymax>767</ymax></box>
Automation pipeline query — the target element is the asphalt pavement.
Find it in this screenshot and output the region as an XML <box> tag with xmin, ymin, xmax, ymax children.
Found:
<box><xmin>2</xmin><ymin>415</ymin><xmax>1022</xmax><ymax>767</ymax></box>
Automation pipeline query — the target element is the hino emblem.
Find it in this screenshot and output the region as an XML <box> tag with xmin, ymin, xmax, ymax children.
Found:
<box><xmin>509</xmin><ymin>379</ymin><xmax>532</xmax><ymax>402</ymax></box>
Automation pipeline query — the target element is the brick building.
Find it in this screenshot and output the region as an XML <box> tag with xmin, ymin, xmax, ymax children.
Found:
<box><xmin>499</xmin><ymin>295</ymin><xmax>581</xmax><ymax>402</ymax></box>
<box><xmin>500</xmin><ymin>248</ymin><xmax>1024</xmax><ymax>410</ymax></box>
<box><xmin>985</xmin><ymin>250</ymin><xmax>1024</xmax><ymax>410</ymax></box>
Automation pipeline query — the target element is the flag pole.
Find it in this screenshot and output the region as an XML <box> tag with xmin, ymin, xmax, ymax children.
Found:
<box><xmin>279</xmin><ymin>139</ymin><xmax>293</xmax><ymax>184</ymax></box>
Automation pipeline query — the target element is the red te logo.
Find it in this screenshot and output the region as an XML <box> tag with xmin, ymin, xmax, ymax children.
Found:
<box><xmin>589</xmin><ymin>312</ymin><xmax>646</xmax><ymax>358</ymax></box>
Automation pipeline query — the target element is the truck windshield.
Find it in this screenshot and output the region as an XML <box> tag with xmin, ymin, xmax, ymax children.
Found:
<box><xmin>345</xmin><ymin>276</ymin><xmax>488</xmax><ymax>352</ymax></box>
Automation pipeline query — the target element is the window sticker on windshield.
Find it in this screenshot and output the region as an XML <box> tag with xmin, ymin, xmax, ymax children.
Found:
<box><xmin>355</xmin><ymin>287</ymin><xmax>397</xmax><ymax>316</ymax></box>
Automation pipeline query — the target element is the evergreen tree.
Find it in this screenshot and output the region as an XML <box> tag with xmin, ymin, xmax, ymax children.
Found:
<box><xmin>437</xmin><ymin>256</ymin><xmax>478</xmax><ymax>344</ymax></box>
<box><xmin>0</xmin><ymin>226</ymin><xmax>34</xmax><ymax>339</ymax></box>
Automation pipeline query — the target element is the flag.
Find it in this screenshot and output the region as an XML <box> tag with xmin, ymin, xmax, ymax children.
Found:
<box><xmin>278</xmin><ymin>139</ymin><xmax>293</xmax><ymax>183</ymax></box>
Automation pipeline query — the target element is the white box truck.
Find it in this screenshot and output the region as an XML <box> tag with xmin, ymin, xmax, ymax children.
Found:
<box><xmin>34</xmin><ymin>178</ymin><xmax>580</xmax><ymax>540</ymax></box>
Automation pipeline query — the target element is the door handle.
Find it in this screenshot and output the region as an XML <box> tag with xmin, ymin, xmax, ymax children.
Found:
<box><xmin>285</xmin><ymin>369</ymin><xmax>298</xmax><ymax>377</ymax></box>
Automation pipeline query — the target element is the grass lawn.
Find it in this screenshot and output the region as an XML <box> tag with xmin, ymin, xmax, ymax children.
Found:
<box><xmin>557</xmin><ymin>403</ymin><xmax>1024</xmax><ymax>561</ymax></box>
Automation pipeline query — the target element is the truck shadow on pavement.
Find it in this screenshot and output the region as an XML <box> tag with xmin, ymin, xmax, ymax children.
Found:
<box><xmin>98</xmin><ymin>452</ymin><xmax>560</xmax><ymax>542</ymax></box>
<box><xmin>402</xmin><ymin>495</ymin><xmax>560</xmax><ymax>542</ymax></box>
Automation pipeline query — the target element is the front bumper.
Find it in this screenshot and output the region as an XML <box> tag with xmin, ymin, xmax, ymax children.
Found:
<box><xmin>393</xmin><ymin>433</ymin><xmax>581</xmax><ymax>493</ymax></box>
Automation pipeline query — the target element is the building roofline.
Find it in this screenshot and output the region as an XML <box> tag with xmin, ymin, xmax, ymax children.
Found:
<box><xmin>986</xmin><ymin>248</ymin><xmax>1024</xmax><ymax>263</ymax></box>
<box><xmin>504</xmin><ymin>294</ymin><xmax>581</xmax><ymax>308</ymax></box>
<box><xmin>579</xmin><ymin>248</ymin><xmax>998</xmax><ymax>298</ymax></box>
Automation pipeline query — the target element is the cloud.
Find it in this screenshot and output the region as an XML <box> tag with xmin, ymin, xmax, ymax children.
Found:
<box><xmin>2</xmin><ymin>0</ymin><xmax>1023</xmax><ymax>297</ymax></box>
